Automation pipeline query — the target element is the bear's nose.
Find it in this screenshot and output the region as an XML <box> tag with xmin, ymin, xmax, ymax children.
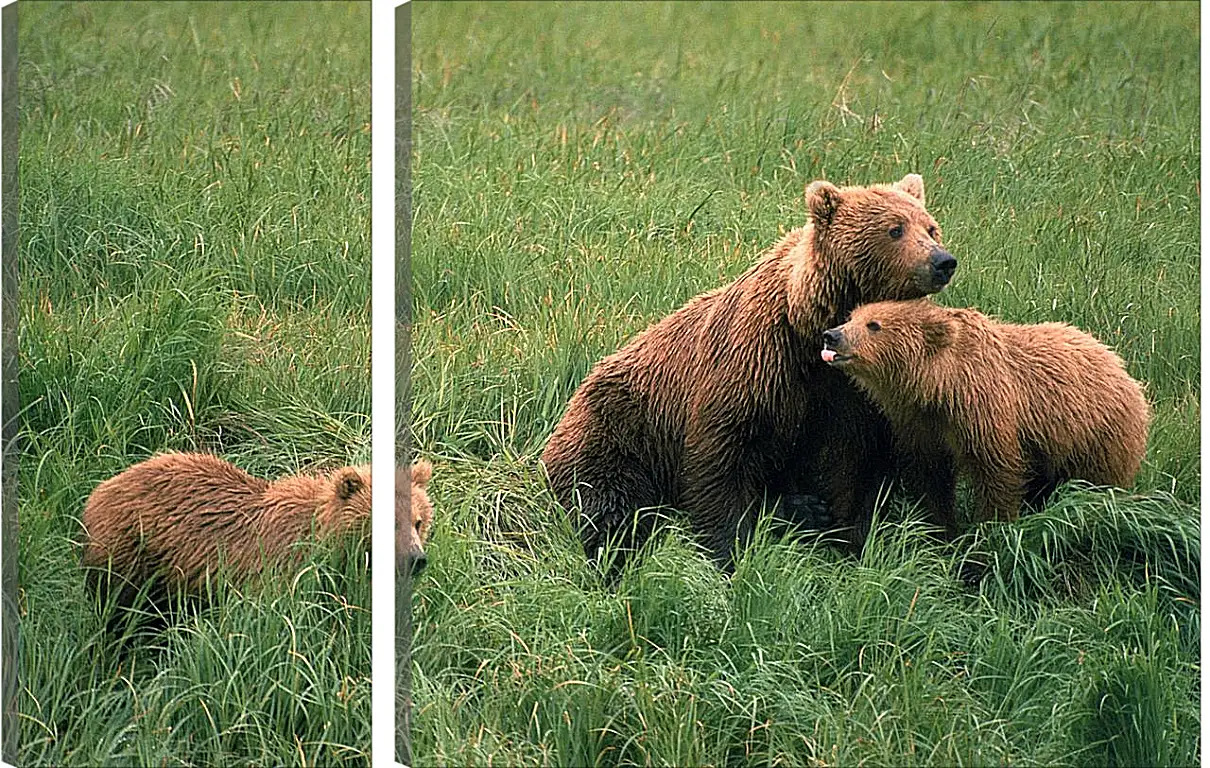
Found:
<box><xmin>930</xmin><ymin>247</ymin><xmax>957</xmax><ymax>278</ymax></box>
<box><xmin>399</xmin><ymin>552</ymin><xmax>427</xmax><ymax>576</ymax></box>
<box><xmin>822</xmin><ymin>328</ymin><xmax>842</xmax><ymax>347</ymax></box>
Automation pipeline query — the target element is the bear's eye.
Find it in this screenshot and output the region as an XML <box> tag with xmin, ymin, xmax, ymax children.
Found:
<box><xmin>888</xmin><ymin>224</ymin><xmax>904</xmax><ymax>240</ymax></box>
<box><xmin>866</xmin><ymin>320</ymin><xmax>882</xmax><ymax>332</ymax></box>
<box><xmin>928</xmin><ymin>225</ymin><xmax>938</xmax><ymax>239</ymax></box>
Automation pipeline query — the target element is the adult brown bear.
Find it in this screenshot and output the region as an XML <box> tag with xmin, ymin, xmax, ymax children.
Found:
<box><xmin>542</xmin><ymin>174</ymin><xmax>957</xmax><ymax>573</ymax></box>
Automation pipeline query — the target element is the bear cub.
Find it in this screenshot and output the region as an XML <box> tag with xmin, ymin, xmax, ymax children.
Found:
<box><xmin>400</xmin><ymin>459</ymin><xmax>434</xmax><ymax>576</ymax></box>
<box><xmin>81</xmin><ymin>453</ymin><xmax>435</xmax><ymax>626</ymax></box>
<box><xmin>822</xmin><ymin>299</ymin><xmax>1151</xmax><ymax>532</ymax></box>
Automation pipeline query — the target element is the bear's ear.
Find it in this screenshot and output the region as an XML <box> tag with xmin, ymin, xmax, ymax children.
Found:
<box><xmin>893</xmin><ymin>173</ymin><xmax>925</xmax><ymax>204</ymax></box>
<box><xmin>805</xmin><ymin>180</ymin><xmax>843</xmax><ymax>227</ymax></box>
<box><xmin>334</xmin><ymin>467</ymin><xmax>365</xmax><ymax>500</ymax></box>
<box><xmin>411</xmin><ymin>459</ymin><xmax>433</xmax><ymax>487</ymax></box>
<box><xmin>922</xmin><ymin>319</ymin><xmax>954</xmax><ymax>351</ymax></box>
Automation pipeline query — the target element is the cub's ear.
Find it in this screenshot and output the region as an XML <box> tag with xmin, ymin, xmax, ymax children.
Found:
<box><xmin>894</xmin><ymin>173</ymin><xmax>925</xmax><ymax>204</ymax></box>
<box><xmin>805</xmin><ymin>180</ymin><xmax>843</xmax><ymax>227</ymax></box>
<box><xmin>922</xmin><ymin>319</ymin><xmax>954</xmax><ymax>351</ymax></box>
<box><xmin>334</xmin><ymin>467</ymin><xmax>366</xmax><ymax>500</ymax></box>
<box><xmin>411</xmin><ymin>459</ymin><xmax>433</xmax><ymax>487</ymax></box>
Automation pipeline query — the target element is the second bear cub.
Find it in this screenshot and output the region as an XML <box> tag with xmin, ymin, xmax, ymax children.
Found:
<box><xmin>82</xmin><ymin>453</ymin><xmax>436</xmax><ymax>624</ymax></box>
<box><xmin>822</xmin><ymin>299</ymin><xmax>1150</xmax><ymax>532</ymax></box>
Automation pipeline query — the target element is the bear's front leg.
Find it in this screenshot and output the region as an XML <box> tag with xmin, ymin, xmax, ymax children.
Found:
<box><xmin>895</xmin><ymin>431</ymin><xmax>960</xmax><ymax>537</ymax></box>
<box><xmin>967</xmin><ymin>433</ymin><xmax>1027</xmax><ymax>524</ymax></box>
<box><xmin>803</xmin><ymin>403</ymin><xmax>896</xmax><ymax>552</ymax></box>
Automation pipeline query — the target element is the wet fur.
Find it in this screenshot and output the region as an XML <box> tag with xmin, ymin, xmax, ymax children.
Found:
<box><xmin>827</xmin><ymin>299</ymin><xmax>1151</xmax><ymax>531</ymax></box>
<box><xmin>542</xmin><ymin>175</ymin><xmax>955</xmax><ymax>572</ymax></box>
<box><xmin>400</xmin><ymin>459</ymin><xmax>434</xmax><ymax>574</ymax></box>
<box><xmin>81</xmin><ymin>453</ymin><xmax>376</xmax><ymax>621</ymax></box>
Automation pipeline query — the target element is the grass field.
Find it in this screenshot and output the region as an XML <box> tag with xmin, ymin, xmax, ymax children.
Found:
<box><xmin>409</xmin><ymin>2</ymin><xmax>1199</xmax><ymax>766</ymax></box>
<box><xmin>17</xmin><ymin>3</ymin><xmax>371</xmax><ymax>765</ymax></box>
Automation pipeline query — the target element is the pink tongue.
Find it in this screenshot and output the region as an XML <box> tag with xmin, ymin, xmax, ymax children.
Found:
<box><xmin>821</xmin><ymin>348</ymin><xmax>837</xmax><ymax>363</ymax></box>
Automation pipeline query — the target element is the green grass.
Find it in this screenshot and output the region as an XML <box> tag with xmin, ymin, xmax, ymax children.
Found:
<box><xmin>409</xmin><ymin>2</ymin><xmax>1198</xmax><ymax>765</ymax></box>
<box><xmin>18</xmin><ymin>3</ymin><xmax>370</xmax><ymax>765</ymax></box>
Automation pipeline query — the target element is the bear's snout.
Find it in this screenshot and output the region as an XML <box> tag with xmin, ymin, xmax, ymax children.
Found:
<box><xmin>399</xmin><ymin>550</ymin><xmax>427</xmax><ymax>576</ymax></box>
<box><xmin>821</xmin><ymin>326</ymin><xmax>849</xmax><ymax>365</ymax></box>
<box><xmin>929</xmin><ymin>247</ymin><xmax>957</xmax><ymax>284</ymax></box>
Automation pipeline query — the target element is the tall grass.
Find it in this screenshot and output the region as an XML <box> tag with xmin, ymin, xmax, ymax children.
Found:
<box><xmin>18</xmin><ymin>3</ymin><xmax>370</xmax><ymax>764</ymax></box>
<box><xmin>409</xmin><ymin>2</ymin><xmax>1198</xmax><ymax>765</ymax></box>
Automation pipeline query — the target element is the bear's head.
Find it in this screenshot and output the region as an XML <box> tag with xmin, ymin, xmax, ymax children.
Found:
<box><xmin>319</xmin><ymin>465</ymin><xmax>374</xmax><ymax>533</ymax></box>
<box><xmin>820</xmin><ymin>299</ymin><xmax>956</xmax><ymax>387</ymax></box>
<box><xmin>317</xmin><ymin>461</ymin><xmax>435</xmax><ymax>576</ymax></box>
<box><xmin>806</xmin><ymin>174</ymin><xmax>957</xmax><ymax>301</ymax></box>
<box><xmin>398</xmin><ymin>460</ymin><xmax>433</xmax><ymax>576</ymax></box>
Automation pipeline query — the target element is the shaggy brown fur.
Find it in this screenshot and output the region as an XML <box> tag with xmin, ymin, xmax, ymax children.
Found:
<box><xmin>822</xmin><ymin>299</ymin><xmax>1151</xmax><ymax>531</ymax></box>
<box><xmin>81</xmin><ymin>453</ymin><xmax>382</xmax><ymax>614</ymax></box>
<box><xmin>399</xmin><ymin>459</ymin><xmax>433</xmax><ymax>575</ymax></box>
<box><xmin>542</xmin><ymin>174</ymin><xmax>958</xmax><ymax>572</ymax></box>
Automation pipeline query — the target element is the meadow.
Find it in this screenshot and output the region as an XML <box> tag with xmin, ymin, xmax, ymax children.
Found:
<box><xmin>17</xmin><ymin>3</ymin><xmax>371</xmax><ymax>765</ymax></box>
<box><xmin>409</xmin><ymin>2</ymin><xmax>1199</xmax><ymax>766</ymax></box>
